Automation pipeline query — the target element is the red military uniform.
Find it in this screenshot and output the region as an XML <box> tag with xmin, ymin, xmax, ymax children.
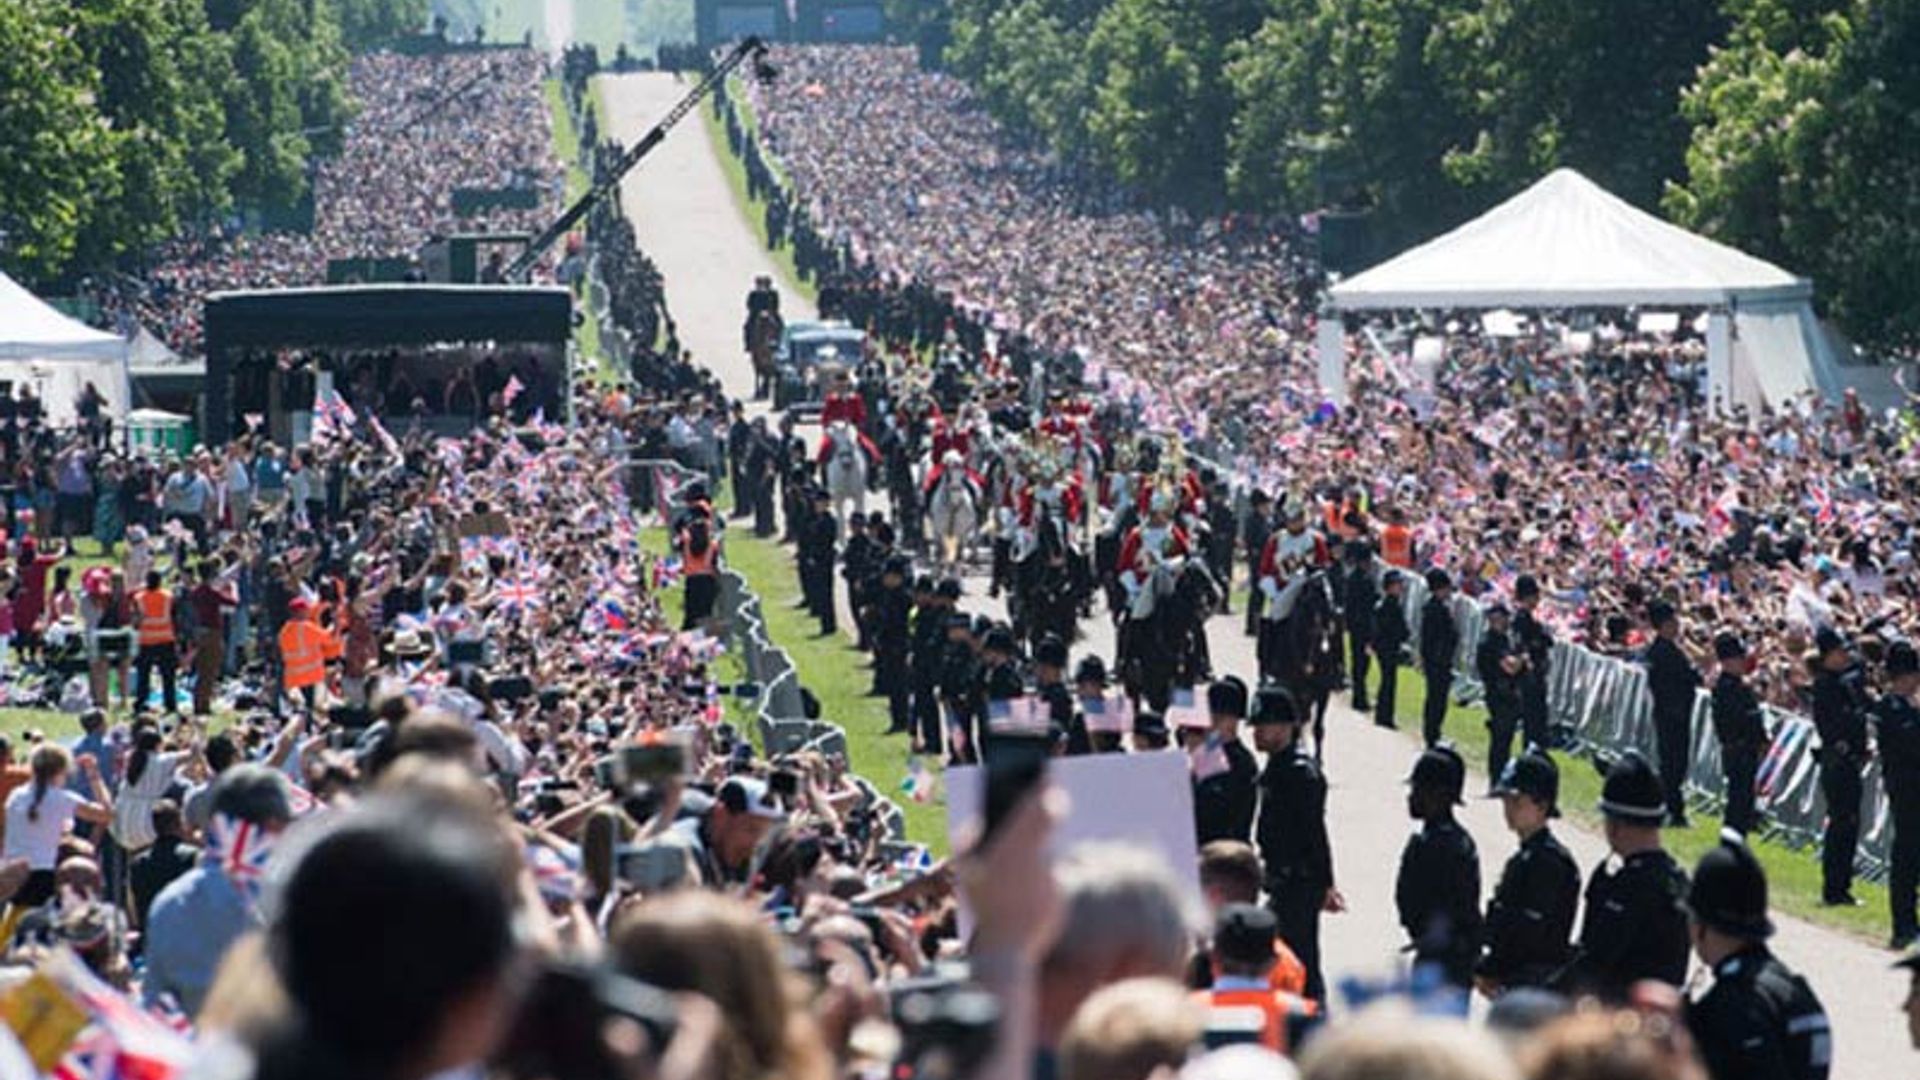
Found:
<box><xmin>1116</xmin><ymin>521</ymin><xmax>1190</xmax><ymax>577</ymax></box>
<box><xmin>930</xmin><ymin>422</ymin><xmax>973</xmax><ymax>463</ymax></box>
<box><xmin>820</xmin><ymin>391</ymin><xmax>867</xmax><ymax>428</ymax></box>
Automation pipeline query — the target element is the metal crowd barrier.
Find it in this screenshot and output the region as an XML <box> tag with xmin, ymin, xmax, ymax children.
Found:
<box><xmin>1177</xmin><ymin>446</ymin><xmax>1887</xmax><ymax>878</ymax></box>
<box><xmin>1396</xmin><ymin>573</ymin><xmax>1889</xmax><ymax>879</ymax></box>
<box><xmin>635</xmin><ymin>458</ymin><xmax>911</xmax><ymax>844</ymax></box>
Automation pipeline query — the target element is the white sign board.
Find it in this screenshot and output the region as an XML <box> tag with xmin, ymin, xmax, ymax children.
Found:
<box><xmin>946</xmin><ymin>751</ymin><xmax>1201</xmax><ymax>935</ymax></box>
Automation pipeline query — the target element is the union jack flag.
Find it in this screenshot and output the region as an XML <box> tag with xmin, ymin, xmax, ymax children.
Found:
<box><xmin>1757</xmin><ymin>717</ymin><xmax>1813</xmax><ymax>800</ymax></box>
<box><xmin>496</xmin><ymin>577</ymin><xmax>543</xmax><ymax>611</ymax></box>
<box><xmin>48</xmin><ymin>949</ymin><xmax>192</xmax><ymax>1080</ymax></box>
<box><xmin>653</xmin><ymin>556</ymin><xmax>683</xmax><ymax>590</ymax></box>
<box><xmin>206</xmin><ymin>813</ymin><xmax>278</xmax><ymax>912</ymax></box>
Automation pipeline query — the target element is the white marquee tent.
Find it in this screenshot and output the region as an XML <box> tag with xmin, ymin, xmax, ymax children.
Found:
<box><xmin>0</xmin><ymin>270</ymin><xmax>131</xmax><ymax>423</ymax></box>
<box><xmin>1319</xmin><ymin>168</ymin><xmax>1838</xmax><ymax>409</ymax></box>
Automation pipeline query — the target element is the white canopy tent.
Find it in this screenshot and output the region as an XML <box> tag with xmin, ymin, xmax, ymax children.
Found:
<box><xmin>1320</xmin><ymin>168</ymin><xmax>1835</xmax><ymax>410</ymax></box>
<box><xmin>0</xmin><ymin>270</ymin><xmax>132</xmax><ymax>423</ymax></box>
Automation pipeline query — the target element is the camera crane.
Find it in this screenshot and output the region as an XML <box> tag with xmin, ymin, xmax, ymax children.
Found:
<box><xmin>503</xmin><ymin>36</ymin><xmax>773</xmax><ymax>283</ymax></box>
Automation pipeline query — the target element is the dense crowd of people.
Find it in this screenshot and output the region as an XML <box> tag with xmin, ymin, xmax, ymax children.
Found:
<box><xmin>1</xmin><ymin>27</ymin><xmax>1918</xmax><ymax>1080</ymax></box>
<box><xmin>727</xmin><ymin>43</ymin><xmax>1920</xmax><ymax>935</ymax></box>
<box><xmin>92</xmin><ymin>47</ymin><xmax>564</xmax><ymax>356</ymax></box>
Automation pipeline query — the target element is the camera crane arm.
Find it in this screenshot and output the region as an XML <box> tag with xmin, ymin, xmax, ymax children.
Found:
<box><xmin>505</xmin><ymin>37</ymin><xmax>771</xmax><ymax>283</ymax></box>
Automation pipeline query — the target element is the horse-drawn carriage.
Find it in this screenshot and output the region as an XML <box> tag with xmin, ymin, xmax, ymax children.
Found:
<box><xmin>770</xmin><ymin>320</ymin><xmax>867</xmax><ymax>415</ymax></box>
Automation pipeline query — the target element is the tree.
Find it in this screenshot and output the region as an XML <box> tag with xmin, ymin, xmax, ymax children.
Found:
<box><xmin>1433</xmin><ymin>0</ymin><xmax>1726</xmax><ymax>212</ymax></box>
<box><xmin>1669</xmin><ymin>0</ymin><xmax>1920</xmax><ymax>349</ymax></box>
<box><xmin>334</xmin><ymin>0</ymin><xmax>431</xmax><ymax>50</ymax></box>
<box><xmin>65</xmin><ymin>0</ymin><xmax>240</xmax><ymax>265</ymax></box>
<box><xmin>0</xmin><ymin>1</ymin><xmax>119</xmax><ymax>282</ymax></box>
<box><xmin>1227</xmin><ymin>0</ymin><xmax>1482</xmax><ymax>245</ymax></box>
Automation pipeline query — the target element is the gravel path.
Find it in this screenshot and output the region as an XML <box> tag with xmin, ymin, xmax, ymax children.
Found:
<box><xmin>598</xmin><ymin>72</ymin><xmax>816</xmax><ymax>408</ymax></box>
<box><xmin>595</xmin><ymin>71</ymin><xmax>1910</xmax><ymax>1076</ymax></box>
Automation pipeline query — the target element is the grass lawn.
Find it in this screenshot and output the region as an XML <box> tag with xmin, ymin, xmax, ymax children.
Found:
<box><xmin>1357</xmin><ymin>660</ymin><xmax>1890</xmax><ymax>941</ymax></box>
<box><xmin>701</xmin><ymin>91</ymin><xmax>818</xmax><ymax>306</ymax></box>
<box><xmin>484</xmin><ymin>0</ymin><xmax>547</xmax><ymax>45</ymax></box>
<box><xmin>717</xmin><ymin>531</ymin><xmax>948</xmax><ymax>852</ymax></box>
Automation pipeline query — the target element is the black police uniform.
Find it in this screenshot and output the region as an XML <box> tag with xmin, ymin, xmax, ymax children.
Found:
<box><xmin>1193</xmin><ymin>738</ymin><xmax>1258</xmax><ymax>846</ymax></box>
<box><xmin>1420</xmin><ymin>592</ymin><xmax>1460</xmax><ymax>746</ymax></box>
<box><xmin>1513</xmin><ymin>605</ymin><xmax>1554</xmax><ymax>749</ymax></box>
<box><xmin>1686</xmin><ymin>946</ymin><xmax>1831</xmax><ymax>1080</ymax></box>
<box><xmin>1646</xmin><ymin>633</ymin><xmax>1703</xmax><ymax>824</ymax></box>
<box><xmin>1810</xmin><ymin>662</ymin><xmax>1870</xmax><ymax>902</ymax></box>
<box><xmin>1566</xmin><ymin>849</ymin><xmax>1691</xmax><ymax>997</ymax></box>
<box><xmin>1874</xmin><ymin>687</ymin><xmax>1920</xmax><ymax>945</ymax></box>
<box><xmin>1478</xmin><ymin>624</ymin><xmax>1526</xmax><ymax>793</ymax></box>
<box><xmin>1372</xmin><ymin>590</ymin><xmax>1410</xmax><ymax>729</ymax></box>
<box><xmin>1396</xmin><ymin>817</ymin><xmax>1482</xmax><ymax>990</ymax></box>
<box><xmin>798</xmin><ymin>504</ymin><xmax>838</xmax><ymax>635</ymax></box>
<box><xmin>872</xmin><ymin>578</ymin><xmax>913</xmax><ymax>733</ymax></box>
<box><xmin>841</xmin><ymin>527</ymin><xmax>882</xmax><ymax>649</ymax></box>
<box><xmin>1344</xmin><ymin>557</ymin><xmax>1377</xmax><ymax>710</ymax></box>
<box><xmin>938</xmin><ymin>630</ymin><xmax>982</xmax><ymax>764</ymax></box>
<box><xmin>1712</xmin><ymin>670</ymin><xmax>1766</xmax><ymax>835</ymax></box>
<box><xmin>1242</xmin><ymin>504</ymin><xmax>1274</xmax><ymax>635</ymax></box>
<box><xmin>1258</xmin><ymin>741</ymin><xmax>1334</xmax><ymax>1003</ymax></box>
<box><xmin>908</xmin><ymin>601</ymin><xmax>947</xmax><ymax>749</ymax></box>
<box><xmin>1478</xmin><ymin>826</ymin><xmax>1579</xmax><ymax>990</ymax></box>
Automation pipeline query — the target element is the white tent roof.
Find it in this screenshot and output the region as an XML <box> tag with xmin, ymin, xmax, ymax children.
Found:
<box><xmin>1328</xmin><ymin>169</ymin><xmax>1809</xmax><ymax>310</ymax></box>
<box><xmin>0</xmin><ymin>269</ymin><xmax>127</xmax><ymax>361</ymax></box>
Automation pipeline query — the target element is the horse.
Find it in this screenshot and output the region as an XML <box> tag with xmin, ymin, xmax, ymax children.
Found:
<box><xmin>1117</xmin><ymin>555</ymin><xmax>1219</xmax><ymax>712</ymax></box>
<box><xmin>1261</xmin><ymin>568</ymin><xmax>1344</xmax><ymax>761</ymax></box>
<box><xmin>1012</xmin><ymin>515</ymin><xmax>1088</xmax><ymax>649</ymax></box>
<box><xmin>822</xmin><ymin>420</ymin><xmax>868</xmax><ymax>527</ymax></box>
<box><xmin>926</xmin><ymin>455</ymin><xmax>980</xmax><ymax>575</ymax></box>
<box><xmin>746</xmin><ymin>309</ymin><xmax>782</xmax><ymax>400</ymax></box>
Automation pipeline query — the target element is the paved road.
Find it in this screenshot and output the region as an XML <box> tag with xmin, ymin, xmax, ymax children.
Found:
<box><xmin>596</xmin><ymin>72</ymin><xmax>1911</xmax><ymax>1076</ymax></box>
<box><xmin>598</xmin><ymin>73</ymin><xmax>817</xmax><ymax>408</ymax></box>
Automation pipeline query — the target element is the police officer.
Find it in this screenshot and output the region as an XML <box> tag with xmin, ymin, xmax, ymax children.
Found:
<box><xmin>842</xmin><ymin>513</ymin><xmax>882</xmax><ymax>650</ymax></box>
<box><xmin>1562</xmin><ymin>751</ymin><xmax>1691</xmax><ymax>998</ymax></box>
<box><xmin>871</xmin><ymin>555</ymin><xmax>913</xmax><ymax>734</ymax></box>
<box><xmin>1477</xmin><ymin>749</ymin><xmax>1579</xmax><ymax>996</ymax></box>
<box><xmin>939</xmin><ymin>613</ymin><xmax>982</xmax><ymax>763</ymax></box>
<box><xmin>909</xmin><ymin>578</ymin><xmax>955</xmax><ymax>753</ymax></box>
<box><xmin>797</xmin><ymin>488</ymin><xmax>838</xmax><ymax>636</ymax></box>
<box><xmin>1684</xmin><ymin>832</ymin><xmax>1832</xmax><ymax>1080</ymax></box>
<box><xmin>1420</xmin><ymin>569</ymin><xmax>1460</xmax><ymax>747</ymax></box>
<box><xmin>1032</xmin><ymin>634</ymin><xmax>1076</xmax><ymax>748</ymax></box>
<box><xmin>1195</xmin><ymin>676</ymin><xmax>1258</xmax><ymax>845</ymax></box>
<box><xmin>1478</xmin><ymin>602</ymin><xmax>1527</xmax><ymax>795</ymax></box>
<box><xmin>1875</xmin><ymin>640</ymin><xmax>1920</xmax><ymax>949</ymax></box>
<box><xmin>1712</xmin><ymin>632</ymin><xmax>1766</xmax><ymax>836</ymax></box>
<box><xmin>1243</xmin><ymin>490</ymin><xmax>1276</xmax><ymax>636</ymax></box>
<box><xmin>1253</xmin><ymin>686</ymin><xmax>1341</xmax><ymax>1003</ymax></box>
<box><xmin>1396</xmin><ymin>743</ymin><xmax>1481</xmax><ymax>990</ymax></box>
<box><xmin>1512</xmin><ymin>574</ymin><xmax>1554</xmax><ymax>751</ymax></box>
<box><xmin>1810</xmin><ymin>627</ymin><xmax>1870</xmax><ymax>906</ymax></box>
<box><xmin>1645</xmin><ymin>600</ymin><xmax>1703</xmax><ymax>827</ymax></box>
<box><xmin>1372</xmin><ymin>570</ymin><xmax>1411</xmax><ymax>730</ymax></box>
<box><xmin>1343</xmin><ymin>541</ymin><xmax>1377</xmax><ymax>712</ymax></box>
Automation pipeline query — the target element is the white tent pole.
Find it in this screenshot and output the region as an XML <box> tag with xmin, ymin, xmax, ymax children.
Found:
<box><xmin>1707</xmin><ymin>308</ymin><xmax>1732</xmax><ymax>416</ymax></box>
<box><xmin>1316</xmin><ymin>310</ymin><xmax>1348</xmax><ymax>406</ymax></box>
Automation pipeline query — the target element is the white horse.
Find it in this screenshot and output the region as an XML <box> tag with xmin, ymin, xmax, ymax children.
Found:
<box><xmin>928</xmin><ymin>453</ymin><xmax>980</xmax><ymax>574</ymax></box>
<box><xmin>823</xmin><ymin>420</ymin><xmax>868</xmax><ymax>527</ymax></box>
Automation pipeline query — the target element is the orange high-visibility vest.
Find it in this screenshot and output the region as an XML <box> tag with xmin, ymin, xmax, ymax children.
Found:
<box><xmin>279</xmin><ymin>620</ymin><xmax>331</xmax><ymax>690</ymax></box>
<box><xmin>134</xmin><ymin>589</ymin><xmax>175</xmax><ymax>646</ymax></box>
<box><xmin>1194</xmin><ymin>987</ymin><xmax>1320</xmax><ymax>1055</ymax></box>
<box><xmin>1381</xmin><ymin>523</ymin><xmax>1414</xmax><ymax>568</ymax></box>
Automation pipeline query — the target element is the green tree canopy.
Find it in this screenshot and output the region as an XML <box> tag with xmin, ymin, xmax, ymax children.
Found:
<box><xmin>1670</xmin><ymin>0</ymin><xmax>1920</xmax><ymax>350</ymax></box>
<box><xmin>0</xmin><ymin>1</ymin><xmax>120</xmax><ymax>281</ymax></box>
